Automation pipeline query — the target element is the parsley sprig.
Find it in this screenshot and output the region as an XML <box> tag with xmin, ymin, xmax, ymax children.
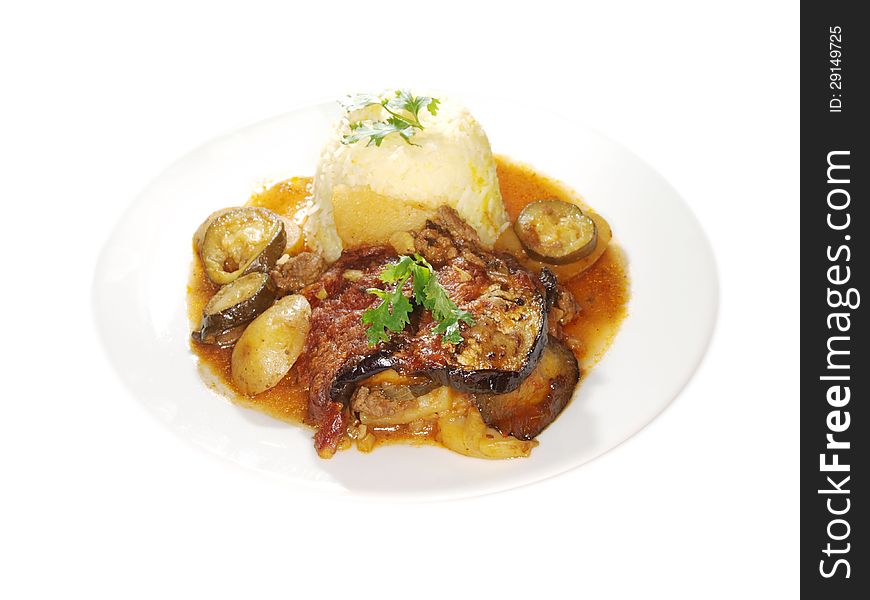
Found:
<box><xmin>340</xmin><ymin>90</ymin><xmax>440</xmax><ymax>147</ymax></box>
<box><xmin>361</xmin><ymin>254</ymin><xmax>475</xmax><ymax>346</ymax></box>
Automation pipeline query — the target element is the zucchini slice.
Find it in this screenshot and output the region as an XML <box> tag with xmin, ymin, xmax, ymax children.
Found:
<box><xmin>196</xmin><ymin>272</ymin><xmax>276</xmax><ymax>342</ymax></box>
<box><xmin>514</xmin><ymin>199</ymin><xmax>598</xmax><ymax>265</ymax></box>
<box><xmin>200</xmin><ymin>207</ymin><xmax>286</xmax><ymax>285</ymax></box>
<box><xmin>193</xmin><ymin>207</ymin><xmax>235</xmax><ymax>254</ymax></box>
<box><xmin>191</xmin><ymin>323</ymin><xmax>248</xmax><ymax>348</ymax></box>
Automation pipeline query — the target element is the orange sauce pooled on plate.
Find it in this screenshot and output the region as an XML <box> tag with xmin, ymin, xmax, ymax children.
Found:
<box><xmin>495</xmin><ymin>158</ymin><xmax>630</xmax><ymax>367</ymax></box>
<box><xmin>187</xmin><ymin>157</ymin><xmax>630</xmax><ymax>443</ymax></box>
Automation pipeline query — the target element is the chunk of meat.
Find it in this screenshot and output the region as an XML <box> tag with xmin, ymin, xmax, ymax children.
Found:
<box><xmin>270</xmin><ymin>252</ymin><xmax>326</xmax><ymax>295</ymax></box>
<box><xmin>297</xmin><ymin>208</ymin><xmax>556</xmax><ymax>457</ymax></box>
<box><xmin>413</xmin><ymin>205</ymin><xmax>487</xmax><ymax>268</ymax></box>
<box><xmin>296</xmin><ymin>245</ymin><xmax>401</xmax><ymax>457</ymax></box>
<box><xmin>548</xmin><ymin>281</ymin><xmax>580</xmax><ymax>339</ymax></box>
<box><xmin>351</xmin><ymin>385</ymin><xmax>415</xmax><ymax>419</ymax></box>
<box><xmin>399</xmin><ymin>207</ymin><xmax>555</xmax><ymax>392</ymax></box>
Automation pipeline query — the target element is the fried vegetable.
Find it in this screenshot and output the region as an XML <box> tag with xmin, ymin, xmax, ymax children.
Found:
<box><xmin>195</xmin><ymin>272</ymin><xmax>276</xmax><ymax>342</ymax></box>
<box><xmin>515</xmin><ymin>199</ymin><xmax>597</xmax><ymax>264</ymax></box>
<box><xmin>231</xmin><ymin>294</ymin><xmax>311</xmax><ymax>395</ymax></box>
<box><xmin>193</xmin><ymin>207</ymin><xmax>235</xmax><ymax>253</ymax></box>
<box><xmin>191</xmin><ymin>323</ymin><xmax>247</xmax><ymax>348</ymax></box>
<box><xmin>305</xmin><ymin>214</ymin><xmax>558</xmax><ymax>456</ymax></box>
<box><xmin>361</xmin><ymin>254</ymin><xmax>475</xmax><ymax>346</ymax></box>
<box><xmin>437</xmin><ymin>404</ymin><xmax>536</xmax><ymax>459</ymax></box>
<box><xmin>409</xmin><ymin>267</ymin><xmax>556</xmax><ymax>395</ymax></box>
<box><xmin>473</xmin><ymin>338</ymin><xmax>579</xmax><ymax>440</ymax></box>
<box><xmin>495</xmin><ymin>210</ymin><xmax>612</xmax><ymax>282</ymax></box>
<box><xmin>200</xmin><ymin>207</ymin><xmax>286</xmax><ymax>285</ymax></box>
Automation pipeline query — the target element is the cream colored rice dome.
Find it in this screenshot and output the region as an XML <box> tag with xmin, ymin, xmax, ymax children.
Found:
<box><xmin>301</xmin><ymin>94</ymin><xmax>510</xmax><ymax>262</ymax></box>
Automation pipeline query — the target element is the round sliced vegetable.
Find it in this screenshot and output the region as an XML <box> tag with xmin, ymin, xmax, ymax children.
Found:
<box><xmin>200</xmin><ymin>207</ymin><xmax>286</xmax><ymax>285</ymax></box>
<box><xmin>190</xmin><ymin>323</ymin><xmax>247</xmax><ymax>348</ymax></box>
<box><xmin>193</xmin><ymin>207</ymin><xmax>235</xmax><ymax>254</ymax></box>
<box><xmin>197</xmin><ymin>272</ymin><xmax>276</xmax><ymax>340</ymax></box>
<box><xmin>231</xmin><ymin>294</ymin><xmax>312</xmax><ymax>395</ymax></box>
<box><xmin>514</xmin><ymin>199</ymin><xmax>598</xmax><ymax>264</ymax></box>
<box><xmin>494</xmin><ymin>211</ymin><xmax>612</xmax><ymax>283</ymax></box>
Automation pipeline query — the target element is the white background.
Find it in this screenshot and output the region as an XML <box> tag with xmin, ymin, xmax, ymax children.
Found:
<box><xmin>0</xmin><ymin>1</ymin><xmax>799</xmax><ymax>598</ymax></box>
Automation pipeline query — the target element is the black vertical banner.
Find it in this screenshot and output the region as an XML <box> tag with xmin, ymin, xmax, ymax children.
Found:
<box><xmin>802</xmin><ymin>2</ymin><xmax>867</xmax><ymax>597</ymax></box>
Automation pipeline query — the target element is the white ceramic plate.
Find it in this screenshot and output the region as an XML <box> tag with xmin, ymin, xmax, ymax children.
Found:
<box><xmin>93</xmin><ymin>99</ymin><xmax>717</xmax><ymax>500</ymax></box>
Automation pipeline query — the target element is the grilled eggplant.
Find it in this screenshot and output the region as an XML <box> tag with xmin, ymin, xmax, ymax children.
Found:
<box><xmin>297</xmin><ymin>208</ymin><xmax>556</xmax><ymax>457</ymax></box>
<box><xmin>190</xmin><ymin>323</ymin><xmax>248</xmax><ymax>348</ymax></box>
<box><xmin>297</xmin><ymin>246</ymin><xmax>402</xmax><ymax>457</ymax></box>
<box><xmin>495</xmin><ymin>211</ymin><xmax>612</xmax><ymax>283</ymax></box>
<box><xmin>195</xmin><ymin>272</ymin><xmax>276</xmax><ymax>342</ymax></box>
<box><xmin>392</xmin><ymin>206</ymin><xmax>555</xmax><ymax>393</ymax></box>
<box><xmin>515</xmin><ymin>199</ymin><xmax>598</xmax><ymax>264</ymax></box>
<box><xmin>200</xmin><ymin>207</ymin><xmax>286</xmax><ymax>285</ymax></box>
<box><xmin>473</xmin><ymin>338</ymin><xmax>579</xmax><ymax>440</ymax></box>
<box><xmin>392</xmin><ymin>260</ymin><xmax>551</xmax><ymax>394</ymax></box>
<box><xmin>193</xmin><ymin>207</ymin><xmax>235</xmax><ymax>254</ymax></box>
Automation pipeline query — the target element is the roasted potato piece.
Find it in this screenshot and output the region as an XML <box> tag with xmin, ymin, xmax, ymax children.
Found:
<box><xmin>231</xmin><ymin>294</ymin><xmax>311</xmax><ymax>395</ymax></box>
<box><xmin>201</xmin><ymin>207</ymin><xmax>286</xmax><ymax>285</ymax></box>
<box><xmin>473</xmin><ymin>338</ymin><xmax>579</xmax><ymax>440</ymax></box>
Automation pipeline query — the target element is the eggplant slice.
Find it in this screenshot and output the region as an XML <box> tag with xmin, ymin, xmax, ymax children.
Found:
<box><xmin>200</xmin><ymin>207</ymin><xmax>286</xmax><ymax>285</ymax></box>
<box><xmin>297</xmin><ymin>208</ymin><xmax>557</xmax><ymax>457</ymax></box>
<box><xmin>391</xmin><ymin>206</ymin><xmax>556</xmax><ymax>394</ymax></box>
<box><xmin>392</xmin><ymin>261</ymin><xmax>551</xmax><ymax>394</ymax></box>
<box><xmin>194</xmin><ymin>271</ymin><xmax>276</xmax><ymax>345</ymax></box>
<box><xmin>296</xmin><ymin>246</ymin><xmax>403</xmax><ymax>457</ymax></box>
<box><xmin>514</xmin><ymin>199</ymin><xmax>598</xmax><ymax>264</ymax></box>
<box><xmin>473</xmin><ymin>338</ymin><xmax>579</xmax><ymax>440</ymax></box>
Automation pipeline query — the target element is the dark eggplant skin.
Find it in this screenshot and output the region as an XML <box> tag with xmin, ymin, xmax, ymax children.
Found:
<box><xmin>191</xmin><ymin>323</ymin><xmax>248</xmax><ymax>348</ymax></box>
<box><xmin>514</xmin><ymin>200</ymin><xmax>598</xmax><ymax>265</ymax></box>
<box><xmin>411</xmin><ymin>268</ymin><xmax>557</xmax><ymax>395</ymax></box>
<box><xmin>473</xmin><ymin>338</ymin><xmax>580</xmax><ymax>440</ymax></box>
<box><xmin>327</xmin><ymin>269</ymin><xmax>558</xmax><ymax>398</ymax></box>
<box><xmin>243</xmin><ymin>222</ymin><xmax>286</xmax><ymax>276</ymax></box>
<box><xmin>197</xmin><ymin>272</ymin><xmax>276</xmax><ymax>339</ymax></box>
<box><xmin>299</xmin><ymin>209</ymin><xmax>563</xmax><ymax>456</ymax></box>
<box><xmin>539</xmin><ymin>268</ymin><xmax>558</xmax><ymax>311</ymax></box>
<box><xmin>329</xmin><ymin>349</ymin><xmax>396</xmax><ymax>405</ymax></box>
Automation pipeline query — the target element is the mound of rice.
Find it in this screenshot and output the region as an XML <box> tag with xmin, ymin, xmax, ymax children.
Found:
<box><xmin>302</xmin><ymin>94</ymin><xmax>509</xmax><ymax>262</ymax></box>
